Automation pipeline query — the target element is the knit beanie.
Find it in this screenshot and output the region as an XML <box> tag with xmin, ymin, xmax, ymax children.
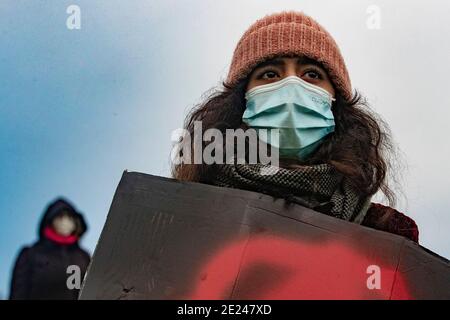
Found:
<box><xmin>226</xmin><ymin>11</ymin><xmax>353</xmax><ymax>100</ymax></box>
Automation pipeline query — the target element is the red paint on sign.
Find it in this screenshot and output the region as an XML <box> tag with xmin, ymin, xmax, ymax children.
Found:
<box><xmin>188</xmin><ymin>235</ymin><xmax>411</xmax><ymax>299</ymax></box>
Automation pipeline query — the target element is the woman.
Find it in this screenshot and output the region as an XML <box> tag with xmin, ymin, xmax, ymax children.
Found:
<box><xmin>172</xmin><ymin>11</ymin><xmax>418</xmax><ymax>242</ymax></box>
<box><xmin>10</xmin><ymin>198</ymin><xmax>90</xmax><ymax>299</ymax></box>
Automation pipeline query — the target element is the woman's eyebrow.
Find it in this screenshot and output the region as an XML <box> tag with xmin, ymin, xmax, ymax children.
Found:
<box><xmin>254</xmin><ymin>58</ymin><xmax>285</xmax><ymax>69</ymax></box>
<box><xmin>297</xmin><ymin>56</ymin><xmax>325</xmax><ymax>69</ymax></box>
<box><xmin>253</xmin><ymin>56</ymin><xmax>326</xmax><ymax>72</ymax></box>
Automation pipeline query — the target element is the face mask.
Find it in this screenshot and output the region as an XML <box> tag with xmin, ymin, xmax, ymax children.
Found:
<box><xmin>243</xmin><ymin>76</ymin><xmax>335</xmax><ymax>160</ymax></box>
<box><xmin>52</xmin><ymin>215</ymin><xmax>76</xmax><ymax>237</ymax></box>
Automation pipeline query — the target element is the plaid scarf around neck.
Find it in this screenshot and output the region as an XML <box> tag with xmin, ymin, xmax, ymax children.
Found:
<box><xmin>212</xmin><ymin>163</ymin><xmax>372</xmax><ymax>223</ymax></box>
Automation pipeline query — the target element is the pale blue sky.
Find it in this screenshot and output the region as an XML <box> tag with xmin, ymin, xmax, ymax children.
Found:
<box><xmin>1</xmin><ymin>0</ymin><xmax>449</xmax><ymax>298</ymax></box>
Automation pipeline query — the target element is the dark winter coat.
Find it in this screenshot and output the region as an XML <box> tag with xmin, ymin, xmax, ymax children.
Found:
<box><xmin>9</xmin><ymin>199</ymin><xmax>91</xmax><ymax>300</ymax></box>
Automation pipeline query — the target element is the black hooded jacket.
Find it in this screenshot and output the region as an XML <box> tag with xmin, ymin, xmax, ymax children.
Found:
<box><xmin>9</xmin><ymin>198</ymin><xmax>91</xmax><ymax>300</ymax></box>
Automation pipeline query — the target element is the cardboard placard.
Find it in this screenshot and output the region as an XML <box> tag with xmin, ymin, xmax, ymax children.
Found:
<box><xmin>80</xmin><ymin>171</ymin><xmax>450</xmax><ymax>299</ymax></box>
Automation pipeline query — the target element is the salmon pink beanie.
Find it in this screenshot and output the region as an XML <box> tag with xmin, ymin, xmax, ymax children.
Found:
<box><xmin>226</xmin><ymin>11</ymin><xmax>353</xmax><ymax>100</ymax></box>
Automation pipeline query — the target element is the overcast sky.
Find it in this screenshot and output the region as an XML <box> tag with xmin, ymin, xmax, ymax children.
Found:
<box><xmin>1</xmin><ymin>0</ymin><xmax>449</xmax><ymax>298</ymax></box>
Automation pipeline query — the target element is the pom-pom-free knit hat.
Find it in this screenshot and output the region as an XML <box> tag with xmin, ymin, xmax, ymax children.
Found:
<box><xmin>226</xmin><ymin>11</ymin><xmax>352</xmax><ymax>100</ymax></box>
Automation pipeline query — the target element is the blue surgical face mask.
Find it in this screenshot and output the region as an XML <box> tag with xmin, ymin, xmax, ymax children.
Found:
<box><xmin>243</xmin><ymin>76</ymin><xmax>335</xmax><ymax>160</ymax></box>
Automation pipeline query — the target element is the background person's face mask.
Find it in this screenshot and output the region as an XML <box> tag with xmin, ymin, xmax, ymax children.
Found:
<box><xmin>243</xmin><ymin>75</ymin><xmax>335</xmax><ymax>160</ymax></box>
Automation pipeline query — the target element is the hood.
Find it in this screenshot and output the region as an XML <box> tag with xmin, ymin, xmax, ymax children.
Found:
<box><xmin>38</xmin><ymin>198</ymin><xmax>88</xmax><ymax>240</ymax></box>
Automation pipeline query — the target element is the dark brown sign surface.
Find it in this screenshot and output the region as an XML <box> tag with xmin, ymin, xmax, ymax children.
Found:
<box><xmin>80</xmin><ymin>171</ymin><xmax>450</xmax><ymax>300</ymax></box>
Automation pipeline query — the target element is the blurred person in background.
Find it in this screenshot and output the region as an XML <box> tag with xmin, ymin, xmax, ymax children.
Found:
<box><xmin>9</xmin><ymin>198</ymin><xmax>90</xmax><ymax>300</ymax></box>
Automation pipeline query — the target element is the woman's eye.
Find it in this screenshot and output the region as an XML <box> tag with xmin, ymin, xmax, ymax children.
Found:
<box><xmin>303</xmin><ymin>70</ymin><xmax>322</xmax><ymax>80</ymax></box>
<box><xmin>260</xmin><ymin>71</ymin><xmax>279</xmax><ymax>79</ymax></box>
